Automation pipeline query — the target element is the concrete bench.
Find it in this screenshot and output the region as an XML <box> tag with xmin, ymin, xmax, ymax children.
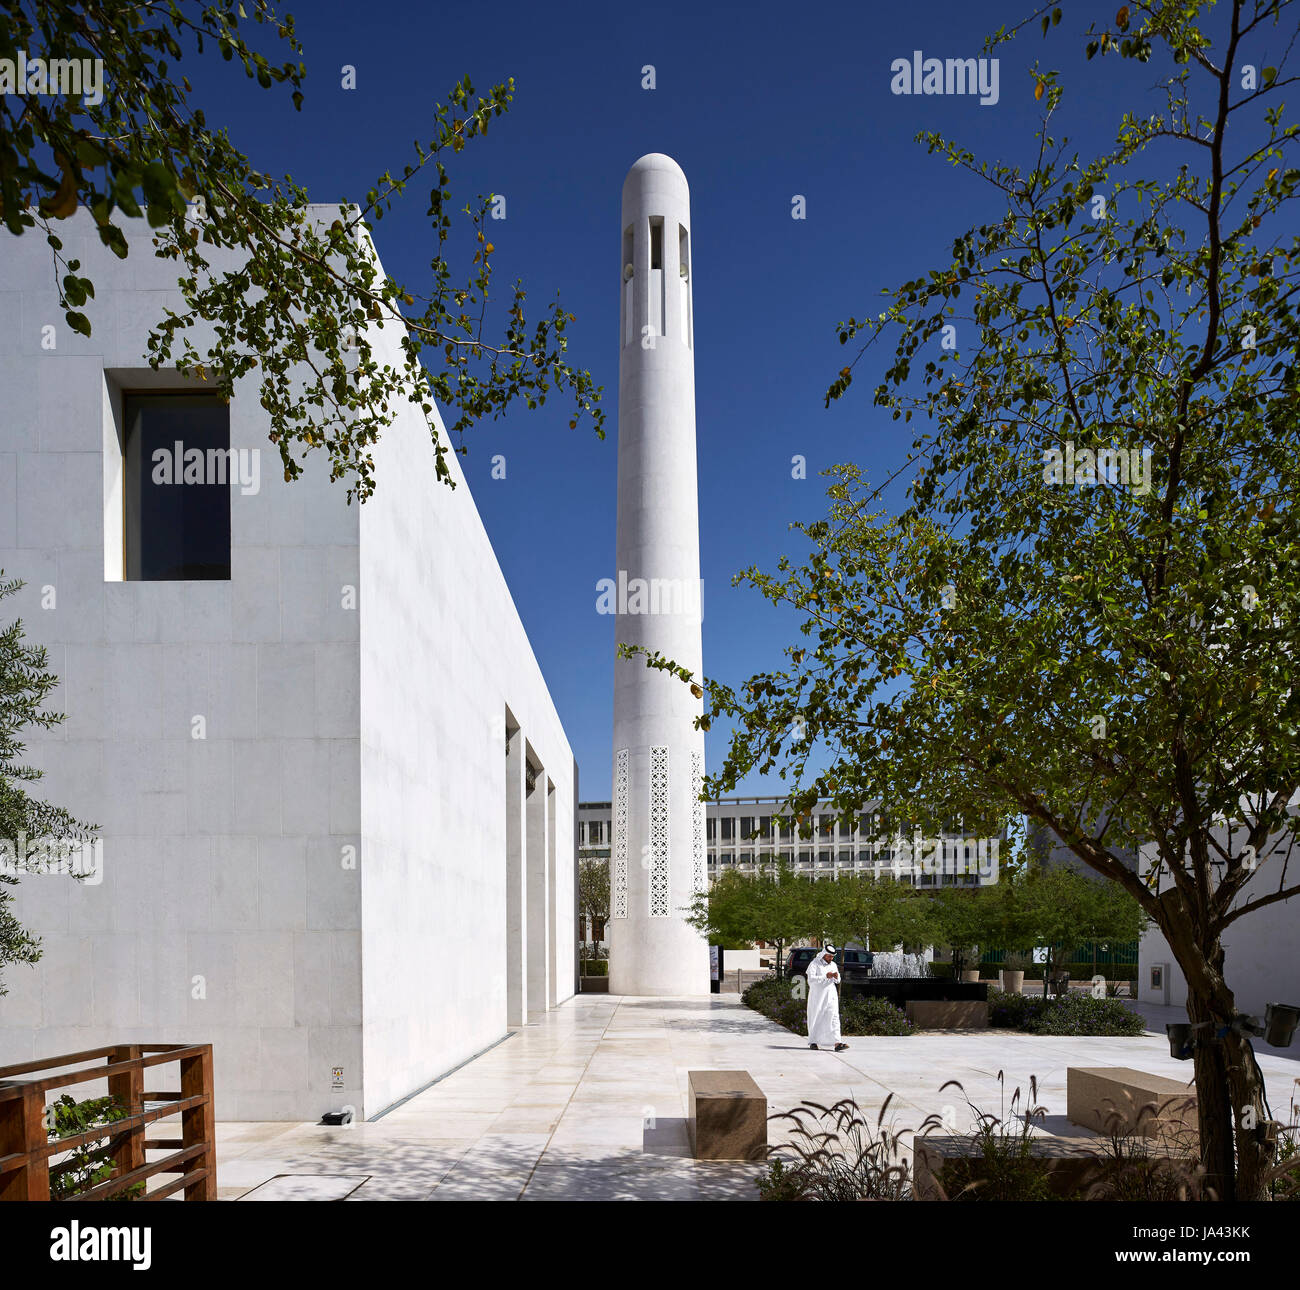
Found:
<box><xmin>904</xmin><ymin>1000</ymin><xmax>989</xmax><ymax>1029</ymax></box>
<box><xmin>913</xmin><ymin>1133</ymin><xmax>1195</xmax><ymax>1200</ymax></box>
<box><xmin>1067</xmin><ymin>1067</ymin><xmax>1198</xmax><ymax>1139</ymax></box>
<box><xmin>687</xmin><ymin>1070</ymin><xmax>767</xmax><ymax>1161</ymax></box>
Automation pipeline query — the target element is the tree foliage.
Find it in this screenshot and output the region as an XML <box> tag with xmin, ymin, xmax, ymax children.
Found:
<box><xmin>815</xmin><ymin>874</ymin><xmax>935</xmax><ymax>953</ymax></box>
<box><xmin>578</xmin><ymin>856</ymin><xmax>610</xmax><ymax>936</ymax></box>
<box><xmin>0</xmin><ymin>575</ymin><xmax>96</xmax><ymax>995</ymax></box>
<box><xmin>686</xmin><ymin>859</ymin><xmax>819</xmax><ymax>975</ymax></box>
<box><xmin>0</xmin><ymin>1</ymin><xmax>604</xmax><ymax>501</ymax></box>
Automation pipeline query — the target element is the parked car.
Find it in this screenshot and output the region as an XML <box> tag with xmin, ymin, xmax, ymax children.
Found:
<box><xmin>784</xmin><ymin>946</ymin><xmax>875</xmax><ymax>991</ymax></box>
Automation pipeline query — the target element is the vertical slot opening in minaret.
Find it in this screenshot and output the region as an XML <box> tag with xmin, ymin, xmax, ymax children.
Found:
<box><xmin>622</xmin><ymin>224</ymin><xmax>634</xmax><ymax>347</ymax></box>
<box><xmin>649</xmin><ymin>217</ymin><xmax>664</xmax><ymax>340</ymax></box>
<box><xmin>678</xmin><ymin>224</ymin><xmax>692</xmax><ymax>349</ymax></box>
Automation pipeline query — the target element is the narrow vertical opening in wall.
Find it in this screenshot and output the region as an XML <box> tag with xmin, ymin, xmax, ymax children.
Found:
<box><xmin>678</xmin><ymin>225</ymin><xmax>692</xmax><ymax>349</ymax></box>
<box><xmin>504</xmin><ymin>706</ymin><xmax>524</xmax><ymax>1027</ymax></box>
<box><xmin>546</xmin><ymin>777</ymin><xmax>557</xmax><ymax>1008</ymax></box>
<box><xmin>122</xmin><ymin>393</ymin><xmax>232</xmax><ymax>580</ymax></box>
<box><xmin>648</xmin><ymin>217</ymin><xmax>664</xmax><ymax>341</ymax></box>
<box><xmin>622</xmin><ymin>224</ymin><xmax>634</xmax><ymax>348</ymax></box>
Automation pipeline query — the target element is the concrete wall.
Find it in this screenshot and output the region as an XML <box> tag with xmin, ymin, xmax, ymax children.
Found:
<box><xmin>1137</xmin><ymin>836</ymin><xmax>1300</xmax><ymax>1020</ymax></box>
<box><xmin>354</xmin><ymin>299</ymin><xmax>576</xmax><ymax>1113</ymax></box>
<box><xmin>0</xmin><ymin>209</ymin><xmax>577</xmax><ymax>1119</ymax></box>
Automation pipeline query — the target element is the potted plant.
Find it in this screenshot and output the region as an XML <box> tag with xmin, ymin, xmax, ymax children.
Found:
<box><xmin>1001</xmin><ymin>951</ymin><xmax>1028</xmax><ymax>995</ymax></box>
<box><xmin>958</xmin><ymin>944</ymin><xmax>981</xmax><ymax>983</ymax></box>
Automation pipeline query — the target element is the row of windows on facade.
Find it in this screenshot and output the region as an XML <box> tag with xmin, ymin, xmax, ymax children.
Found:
<box><xmin>578</xmin><ymin>814</ymin><xmax>972</xmax><ymax>847</ymax></box>
<box><xmin>704</xmin><ymin>855</ymin><xmax>976</xmax><ymax>884</ymax></box>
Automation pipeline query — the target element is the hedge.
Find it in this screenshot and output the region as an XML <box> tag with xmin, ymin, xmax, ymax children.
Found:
<box><xmin>987</xmin><ymin>989</ymin><xmax>1146</xmax><ymax>1036</ymax></box>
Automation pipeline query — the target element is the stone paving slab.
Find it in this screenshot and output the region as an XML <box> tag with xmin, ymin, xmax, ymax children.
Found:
<box><xmin>213</xmin><ymin>993</ymin><xmax>1299</xmax><ymax>1200</ymax></box>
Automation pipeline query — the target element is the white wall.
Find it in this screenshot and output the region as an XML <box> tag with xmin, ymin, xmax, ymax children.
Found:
<box><xmin>0</xmin><ymin>211</ymin><xmax>363</xmax><ymax>1119</ymax></box>
<box><xmin>0</xmin><ymin>209</ymin><xmax>577</xmax><ymax>1120</ymax></box>
<box><xmin>355</xmin><ymin>294</ymin><xmax>576</xmax><ymax>1113</ymax></box>
<box><xmin>1138</xmin><ymin>836</ymin><xmax>1300</xmax><ymax>1019</ymax></box>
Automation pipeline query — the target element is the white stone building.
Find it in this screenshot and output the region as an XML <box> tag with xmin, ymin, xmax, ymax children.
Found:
<box><xmin>1138</xmin><ymin>832</ymin><xmax>1300</xmax><ymax>1020</ymax></box>
<box><xmin>0</xmin><ymin>209</ymin><xmax>578</xmax><ymax>1120</ymax></box>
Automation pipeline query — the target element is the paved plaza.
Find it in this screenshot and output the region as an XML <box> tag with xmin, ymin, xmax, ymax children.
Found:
<box><xmin>206</xmin><ymin>994</ymin><xmax>1300</xmax><ymax>1200</ymax></box>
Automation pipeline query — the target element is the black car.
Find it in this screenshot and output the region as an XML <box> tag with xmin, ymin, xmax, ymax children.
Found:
<box><xmin>784</xmin><ymin>946</ymin><xmax>874</xmax><ymax>991</ymax></box>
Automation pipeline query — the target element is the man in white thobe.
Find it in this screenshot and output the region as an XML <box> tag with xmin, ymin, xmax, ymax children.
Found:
<box><xmin>806</xmin><ymin>944</ymin><xmax>849</xmax><ymax>1051</ymax></box>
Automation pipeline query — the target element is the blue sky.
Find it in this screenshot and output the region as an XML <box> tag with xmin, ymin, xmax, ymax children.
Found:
<box><xmin>189</xmin><ymin>0</ymin><xmax>1255</xmax><ymax>798</ymax></box>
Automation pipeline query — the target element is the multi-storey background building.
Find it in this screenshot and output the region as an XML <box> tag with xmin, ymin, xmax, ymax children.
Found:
<box><xmin>580</xmin><ymin>795</ymin><xmax>996</xmax><ymax>889</ymax></box>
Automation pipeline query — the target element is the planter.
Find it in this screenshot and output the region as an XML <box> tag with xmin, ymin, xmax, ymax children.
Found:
<box><xmin>580</xmin><ymin>976</ymin><xmax>609</xmax><ymax>993</ymax></box>
<box><xmin>1002</xmin><ymin>970</ymin><xmax>1024</xmax><ymax>995</ymax></box>
<box><xmin>844</xmin><ymin>979</ymin><xmax>988</xmax><ymax>1006</ymax></box>
<box><xmin>960</xmin><ymin>969</ymin><xmax>980</xmax><ymax>984</ymax></box>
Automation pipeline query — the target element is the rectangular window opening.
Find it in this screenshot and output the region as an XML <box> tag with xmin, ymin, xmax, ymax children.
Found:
<box><xmin>123</xmin><ymin>393</ymin><xmax>231</xmax><ymax>581</ymax></box>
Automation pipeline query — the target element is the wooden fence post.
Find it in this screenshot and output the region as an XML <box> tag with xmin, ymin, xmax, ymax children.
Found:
<box><xmin>179</xmin><ymin>1046</ymin><xmax>216</xmax><ymax>1200</ymax></box>
<box><xmin>106</xmin><ymin>1044</ymin><xmax>145</xmax><ymax>1188</ymax></box>
<box><xmin>0</xmin><ymin>1084</ymin><xmax>50</xmax><ymax>1201</ymax></box>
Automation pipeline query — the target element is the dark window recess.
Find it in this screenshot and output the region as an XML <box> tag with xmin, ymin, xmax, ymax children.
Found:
<box><xmin>124</xmin><ymin>395</ymin><xmax>231</xmax><ymax>580</ymax></box>
<box><xmin>650</xmin><ymin>217</ymin><xmax>663</xmax><ymax>269</ymax></box>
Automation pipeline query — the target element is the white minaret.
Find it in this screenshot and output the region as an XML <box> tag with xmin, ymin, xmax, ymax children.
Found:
<box><xmin>608</xmin><ymin>153</ymin><xmax>710</xmax><ymax>997</ymax></box>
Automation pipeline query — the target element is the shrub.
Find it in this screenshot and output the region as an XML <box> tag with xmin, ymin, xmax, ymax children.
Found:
<box><xmin>986</xmin><ymin>988</ymin><xmax>1145</xmax><ymax>1036</ymax></box>
<box><xmin>579</xmin><ymin>959</ymin><xmax>608</xmax><ymax>976</ymax></box>
<box><xmin>840</xmin><ymin>994</ymin><xmax>914</xmax><ymax>1036</ymax></box>
<box><xmin>1027</xmin><ymin>992</ymin><xmax>1146</xmax><ymax>1036</ymax></box>
<box><xmin>987</xmin><ymin>989</ymin><xmax>1047</xmax><ymax>1030</ymax></box>
<box><xmin>920</xmin><ymin>1073</ymin><xmax>1059</xmax><ymax>1201</ymax></box>
<box><xmin>755</xmin><ymin>1157</ymin><xmax>811</xmax><ymax>1201</ymax></box>
<box><xmin>1079</xmin><ymin>1125</ymin><xmax>1209</xmax><ymax>1201</ymax></box>
<box><xmin>760</xmin><ymin>1096</ymin><xmax>912</xmax><ymax>1201</ymax></box>
<box><xmin>47</xmin><ymin>1094</ymin><xmax>145</xmax><ymax>1200</ymax></box>
<box><xmin>1270</xmin><ymin>1130</ymin><xmax>1300</xmax><ymax>1200</ymax></box>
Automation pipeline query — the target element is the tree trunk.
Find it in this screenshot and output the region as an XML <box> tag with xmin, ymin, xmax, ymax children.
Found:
<box><xmin>1187</xmin><ymin>986</ymin><xmax>1235</xmax><ymax>1198</ymax></box>
<box><xmin>1184</xmin><ymin>959</ymin><xmax>1271</xmax><ymax>1200</ymax></box>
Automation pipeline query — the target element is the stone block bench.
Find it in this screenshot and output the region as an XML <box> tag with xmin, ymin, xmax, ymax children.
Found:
<box><xmin>688</xmin><ymin>1070</ymin><xmax>767</xmax><ymax>1161</ymax></box>
<box><xmin>1067</xmin><ymin>1067</ymin><xmax>1198</xmax><ymax>1139</ymax></box>
<box><xmin>904</xmin><ymin>1000</ymin><xmax>989</xmax><ymax>1029</ymax></box>
<box><xmin>912</xmin><ymin>1132</ymin><xmax>1194</xmax><ymax>1200</ymax></box>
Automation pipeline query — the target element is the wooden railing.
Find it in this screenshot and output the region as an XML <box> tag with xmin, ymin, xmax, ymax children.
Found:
<box><xmin>0</xmin><ymin>1043</ymin><xmax>215</xmax><ymax>1201</ymax></box>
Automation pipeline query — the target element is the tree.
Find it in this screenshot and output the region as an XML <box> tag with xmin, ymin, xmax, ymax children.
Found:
<box><xmin>814</xmin><ymin>874</ymin><xmax>936</xmax><ymax>954</ymax></box>
<box><xmin>0</xmin><ymin>576</ymin><xmax>95</xmax><ymax>995</ymax></box>
<box><xmin>931</xmin><ymin>884</ymin><xmax>1012</xmax><ymax>975</ymax></box>
<box><xmin>0</xmin><ymin>1</ymin><xmax>604</xmax><ymax>502</ymax></box>
<box><xmin>1012</xmin><ymin>864</ymin><xmax>1148</xmax><ymax>988</ymax></box>
<box><xmin>577</xmin><ymin>856</ymin><xmax>609</xmax><ymax>947</ymax></box>
<box><xmin>630</xmin><ymin>1</ymin><xmax>1300</xmax><ymax>1199</ymax></box>
<box><xmin>686</xmin><ymin>859</ymin><xmax>818</xmax><ymax>977</ymax></box>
